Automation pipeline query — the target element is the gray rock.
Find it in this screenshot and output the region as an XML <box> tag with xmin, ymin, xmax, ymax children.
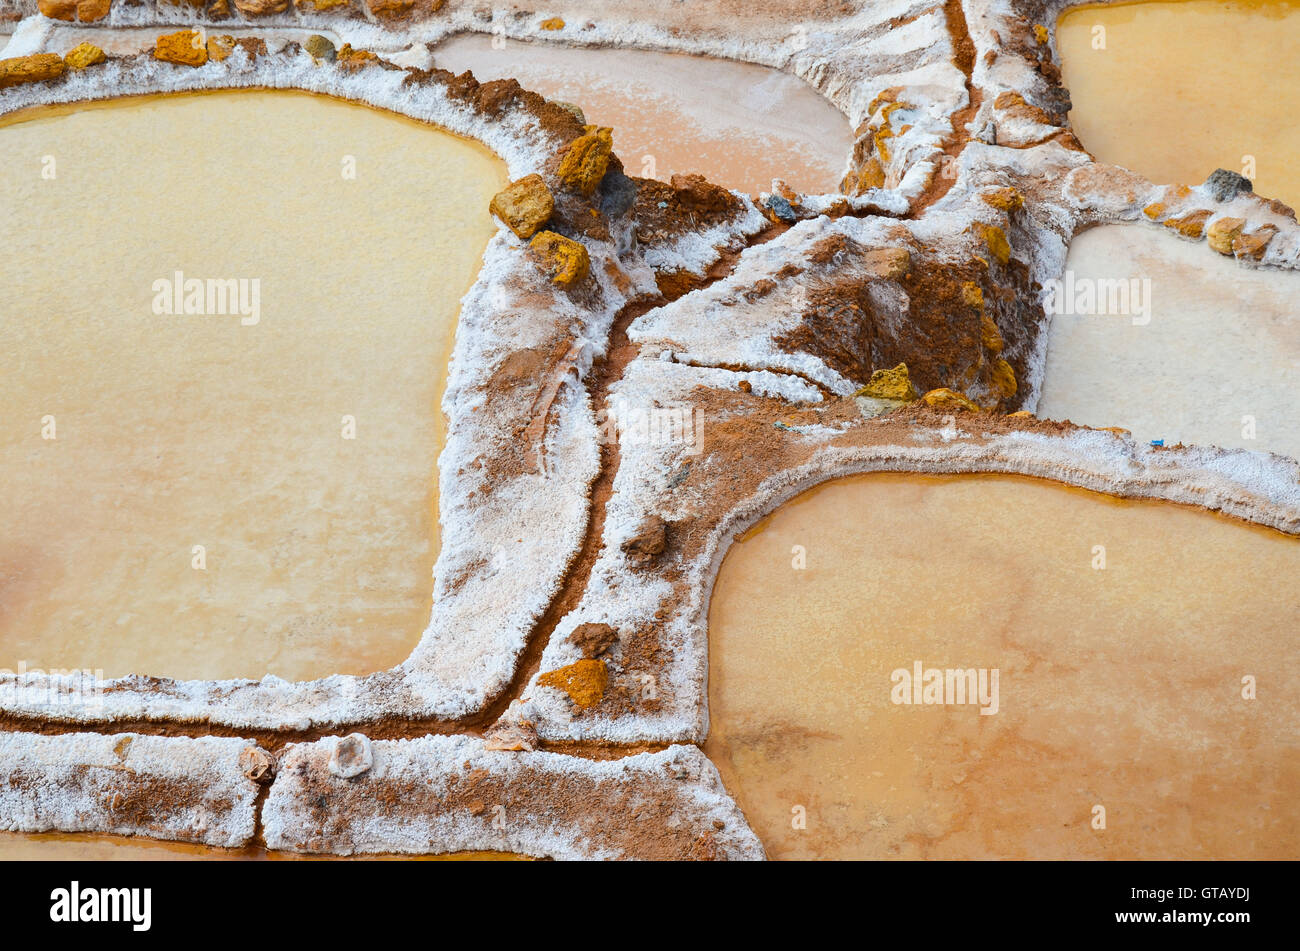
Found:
<box><xmin>598</xmin><ymin>168</ymin><xmax>637</xmax><ymax>219</ymax></box>
<box><xmin>765</xmin><ymin>193</ymin><xmax>798</xmax><ymax>223</ymax></box>
<box><xmin>1204</xmin><ymin>168</ymin><xmax>1252</xmax><ymax>203</ymax></box>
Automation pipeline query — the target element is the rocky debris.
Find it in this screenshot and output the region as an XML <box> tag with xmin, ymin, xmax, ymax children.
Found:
<box><xmin>1162</xmin><ymin>209</ymin><xmax>1212</xmax><ymax>239</ymax></box>
<box><xmin>0</xmin><ymin>54</ymin><xmax>66</xmax><ymax>89</ymax></box>
<box><xmin>598</xmin><ymin>163</ymin><xmax>638</xmax><ymax>219</ymax></box>
<box><xmin>1233</xmin><ymin>225</ymin><xmax>1278</xmax><ymax>260</ymax></box>
<box><xmin>233</xmin><ymin>0</ymin><xmax>289</xmax><ymax>15</ymax></box>
<box><xmin>490</xmin><ymin>174</ymin><xmax>555</xmax><ymax>239</ymax></box>
<box><xmin>922</xmin><ymin>387</ymin><xmax>981</xmax><ymax>412</ymax></box>
<box><xmin>294</xmin><ymin>0</ymin><xmax>358</xmax><ymax>12</ymax></box>
<box><xmin>862</xmin><ymin>247</ymin><xmax>912</xmax><ymax>280</ymax></box>
<box><xmin>670</xmin><ymin>173</ymin><xmax>737</xmax><ymax>215</ymax></box>
<box><xmin>1204</xmin><ymin>168</ymin><xmax>1253</xmax><ymax>202</ymax></box>
<box><xmin>989</xmin><ymin>358</ymin><xmax>1018</xmax><ymax>398</ymax></box>
<box><xmin>556</xmin><ymin>125</ymin><xmax>614</xmax><ymax>195</ymax></box>
<box><xmin>328</xmin><ymin>733</ymin><xmax>373</xmax><ymax>778</ymax></box>
<box><xmin>484</xmin><ymin>706</ymin><xmax>538</xmax><ymax>751</ymax></box>
<box><xmin>993</xmin><ymin>90</ymin><xmax>1054</xmax><ymax>126</ymax></box>
<box><xmin>537</xmin><ymin>659</ymin><xmax>609</xmax><ymax>710</ymax></box>
<box><xmin>367</xmin><ymin>0</ymin><xmax>444</xmax><ymax>22</ymax></box>
<box><xmin>211</xmin><ymin>36</ymin><xmax>267</xmax><ymax>60</ymax></box>
<box><xmin>854</xmin><ymin>363</ymin><xmax>919</xmax><ymax>402</ymax></box>
<box><xmin>980</xmin><ymin>314</ymin><xmax>1005</xmax><ymax>354</ymax></box>
<box><xmin>1207</xmin><ymin>216</ymin><xmax>1247</xmax><ymax>255</ymax></box>
<box><xmin>690</xmin><ymin>830</ymin><xmax>719</xmax><ymax>861</ymax></box>
<box><xmin>336</xmin><ymin>44</ymin><xmax>379</xmax><ymax>71</ymax></box>
<box><xmin>206</xmin><ymin>35</ymin><xmax>237</xmax><ymax>62</ymax></box>
<box><xmin>842</xmin><ymin>156</ymin><xmax>886</xmax><ymax>195</ymax></box>
<box><xmin>981</xmin><ymin>187</ymin><xmax>1024</xmax><ymax>211</ymax></box>
<box><xmin>37</xmin><ymin>0</ymin><xmax>110</xmax><ymax>21</ymax></box>
<box><xmin>622</xmin><ymin>514</ymin><xmax>668</xmax><ymax>567</ymax></box>
<box><xmin>569</xmin><ymin>622</ymin><xmax>619</xmax><ymax>658</ymax></box>
<box><xmin>63</xmin><ymin>42</ymin><xmax>106</xmax><ymax>71</ymax></box>
<box><xmin>763</xmin><ymin>193</ymin><xmax>798</xmax><ymax>223</ymax></box>
<box><xmin>552</xmin><ymin>100</ymin><xmax>586</xmax><ymax>124</ymax></box>
<box><xmin>305</xmin><ymin>34</ymin><xmax>337</xmax><ymax>64</ymax></box>
<box><xmin>154</xmin><ymin>31</ymin><xmax>208</xmax><ymax>68</ymax></box>
<box><xmin>238</xmin><ymin>746</ymin><xmax>276</xmax><ymax>784</ymax></box>
<box><xmin>528</xmin><ymin>230</ymin><xmax>589</xmax><ymax>287</ymax></box>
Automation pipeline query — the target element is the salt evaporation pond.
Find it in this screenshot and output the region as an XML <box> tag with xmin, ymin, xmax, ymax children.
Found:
<box><xmin>434</xmin><ymin>33</ymin><xmax>854</xmax><ymax>196</ymax></box>
<box><xmin>1058</xmin><ymin>0</ymin><xmax>1300</xmax><ymax>209</ymax></box>
<box><xmin>705</xmin><ymin>473</ymin><xmax>1299</xmax><ymax>859</ymax></box>
<box><xmin>0</xmin><ymin>91</ymin><xmax>505</xmax><ymax>682</ymax></box>
<box><xmin>1036</xmin><ymin>224</ymin><xmax>1300</xmax><ymax>460</ymax></box>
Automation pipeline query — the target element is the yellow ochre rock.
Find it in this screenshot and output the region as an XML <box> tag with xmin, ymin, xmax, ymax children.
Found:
<box><xmin>1163</xmin><ymin>209</ymin><xmax>1212</xmax><ymax>239</ymax></box>
<box><xmin>1142</xmin><ymin>202</ymin><xmax>1165</xmax><ymax>220</ymax></box>
<box><xmin>854</xmin><ymin>363</ymin><xmax>919</xmax><ymax>402</ymax></box>
<box><xmin>537</xmin><ymin>659</ymin><xmax>608</xmax><ymax>709</ymax></box>
<box><xmin>990</xmin><ymin>358</ymin><xmax>1018</xmax><ymax>398</ymax></box>
<box><xmin>980</xmin><ymin>313</ymin><xmax>1004</xmax><ymax>354</ymax></box>
<box><xmin>529</xmin><ymin>230</ymin><xmax>590</xmax><ymax>287</ymax></box>
<box><xmin>843</xmin><ymin>156</ymin><xmax>886</xmax><ymax>194</ymax></box>
<box><xmin>540</xmin><ymin>16</ymin><xmax>564</xmax><ymax>29</ymax></box>
<box><xmin>490</xmin><ymin>174</ymin><xmax>555</xmax><ymax>240</ymax></box>
<box><xmin>207</xmin><ymin>35</ymin><xmax>237</xmax><ymax>62</ymax></box>
<box><xmin>37</xmin><ymin>0</ymin><xmax>76</xmax><ymax>19</ymax></box>
<box><xmin>336</xmin><ymin>44</ymin><xmax>379</xmax><ymax>70</ymax></box>
<box><xmin>42</xmin><ymin>0</ymin><xmax>111</xmax><ymax>20</ymax></box>
<box><xmin>232</xmin><ymin>0</ymin><xmax>288</xmax><ymax>15</ymax></box>
<box><xmin>1033</xmin><ymin>24</ymin><xmax>1050</xmax><ymax>45</ymax></box>
<box><xmin>154</xmin><ymin>31</ymin><xmax>208</xmax><ymax>67</ymax></box>
<box><xmin>1206</xmin><ymin>217</ymin><xmax>1247</xmax><ymax>255</ymax></box>
<box><xmin>0</xmin><ymin>54</ymin><xmax>66</xmax><ymax>88</ymax></box>
<box><xmin>556</xmin><ymin>125</ymin><xmax>614</xmax><ymax>195</ymax></box>
<box><xmin>961</xmin><ymin>281</ymin><xmax>984</xmax><ymax>310</ymax></box>
<box><xmin>922</xmin><ymin>387</ymin><xmax>981</xmax><ymax>413</ymax></box>
<box><xmin>981</xmin><ymin>187</ymin><xmax>1024</xmax><ymax>212</ymax></box>
<box><xmin>976</xmin><ymin>223</ymin><xmax>1012</xmax><ymax>266</ymax></box>
<box><xmin>76</xmin><ymin>0</ymin><xmax>110</xmax><ymax>19</ymax></box>
<box><xmin>63</xmin><ymin>42</ymin><xmax>106</xmax><ymax>70</ymax></box>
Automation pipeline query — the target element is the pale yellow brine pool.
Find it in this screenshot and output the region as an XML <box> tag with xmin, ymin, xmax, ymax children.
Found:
<box><xmin>0</xmin><ymin>91</ymin><xmax>506</xmax><ymax>682</ymax></box>
<box><xmin>705</xmin><ymin>473</ymin><xmax>1299</xmax><ymax>859</ymax></box>
<box><xmin>1058</xmin><ymin>0</ymin><xmax>1300</xmax><ymax>209</ymax></box>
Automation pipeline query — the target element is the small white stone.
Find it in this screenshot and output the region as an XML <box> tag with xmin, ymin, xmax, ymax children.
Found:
<box><xmin>328</xmin><ymin>733</ymin><xmax>373</xmax><ymax>779</ymax></box>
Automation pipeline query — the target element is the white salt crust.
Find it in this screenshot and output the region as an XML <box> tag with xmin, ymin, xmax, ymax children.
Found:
<box><xmin>262</xmin><ymin>733</ymin><xmax>765</xmax><ymax>860</ymax></box>
<box><xmin>1</xmin><ymin>0</ymin><xmax>1299</xmax><ymax>854</ymax></box>
<box><xmin>0</xmin><ymin>731</ymin><xmax>259</xmax><ymax>848</ymax></box>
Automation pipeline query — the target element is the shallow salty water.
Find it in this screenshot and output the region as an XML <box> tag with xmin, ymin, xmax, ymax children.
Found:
<box><xmin>1036</xmin><ymin>224</ymin><xmax>1300</xmax><ymax>460</ymax></box>
<box><xmin>0</xmin><ymin>91</ymin><xmax>505</xmax><ymax>682</ymax></box>
<box><xmin>1058</xmin><ymin>0</ymin><xmax>1300</xmax><ymax>209</ymax></box>
<box><xmin>705</xmin><ymin>473</ymin><xmax>1300</xmax><ymax>859</ymax></box>
<box><xmin>435</xmin><ymin>34</ymin><xmax>854</xmax><ymax>195</ymax></box>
